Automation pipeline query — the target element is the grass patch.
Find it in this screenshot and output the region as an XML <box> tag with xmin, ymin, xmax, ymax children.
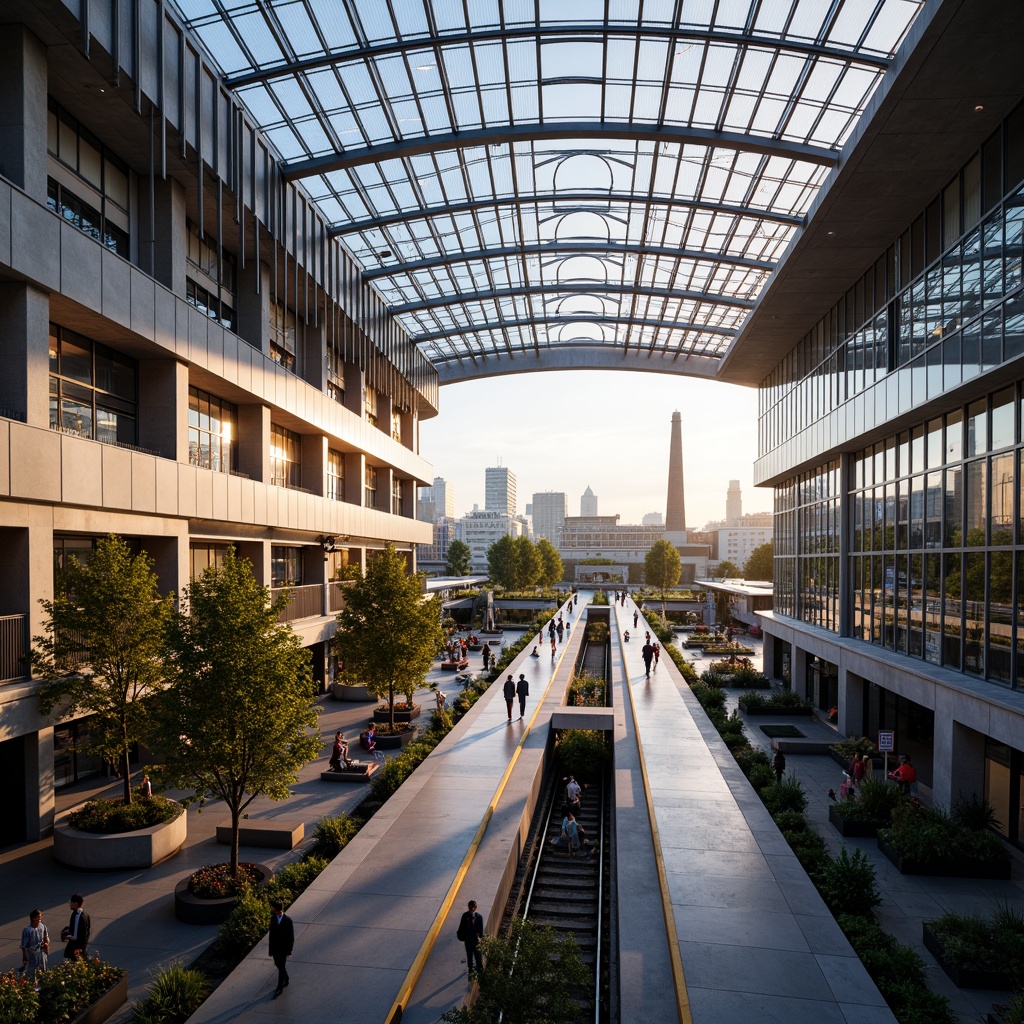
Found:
<box><xmin>760</xmin><ymin>724</ymin><xmax>805</xmax><ymax>738</ymax></box>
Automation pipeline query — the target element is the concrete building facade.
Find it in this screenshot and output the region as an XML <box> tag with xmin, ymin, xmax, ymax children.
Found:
<box><xmin>484</xmin><ymin>465</ymin><xmax>516</xmax><ymax>516</ymax></box>
<box><xmin>580</xmin><ymin>485</ymin><xmax>598</xmax><ymax>516</ymax></box>
<box><xmin>455</xmin><ymin>510</ymin><xmax>524</xmax><ymax>573</ymax></box>
<box><xmin>0</xmin><ymin>6</ymin><xmax>436</xmax><ymax>845</ymax></box>
<box><xmin>531</xmin><ymin>491</ymin><xmax>567</xmax><ymax>546</ymax></box>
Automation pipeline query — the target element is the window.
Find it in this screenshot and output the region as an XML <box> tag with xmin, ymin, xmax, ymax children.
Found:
<box><xmin>327</xmin><ymin>449</ymin><xmax>345</xmax><ymax>501</ymax></box>
<box><xmin>270</xmin><ymin>301</ymin><xmax>297</xmax><ymax>372</ymax></box>
<box><xmin>186</xmin><ymin>219</ymin><xmax>236</xmax><ymax>292</ymax></box>
<box><xmin>364</xmin><ymin>387</ymin><xmax>377</xmax><ymax>426</ymax></box>
<box><xmin>186</xmin><ymin>279</ymin><xmax>236</xmax><ymax>332</ymax></box>
<box><xmin>365</xmin><ymin>464</ymin><xmax>378</xmax><ymax>508</ymax></box>
<box><xmin>391</xmin><ymin>407</ymin><xmax>402</xmax><ymax>442</ymax></box>
<box><xmin>392</xmin><ymin>476</ymin><xmax>404</xmax><ymax>515</ymax></box>
<box><xmin>190</xmin><ymin>543</ymin><xmax>230</xmax><ymax>580</ymax></box>
<box><xmin>270</xmin><ymin>424</ymin><xmax>301</xmax><ymax>489</ymax></box>
<box><xmin>47</xmin><ymin>178</ymin><xmax>128</xmax><ymax>257</ymax></box>
<box><xmin>271</xmin><ymin>546</ymin><xmax>303</xmax><ymax>587</ymax></box>
<box><xmin>49</xmin><ymin>324</ymin><xmax>136</xmax><ymax>445</ymax></box>
<box><xmin>188</xmin><ymin>387</ymin><xmax>236</xmax><ymax>473</ymax></box>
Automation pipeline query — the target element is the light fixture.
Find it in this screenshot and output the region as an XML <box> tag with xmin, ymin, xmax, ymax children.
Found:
<box><xmin>974</xmin><ymin>104</ymin><xmax>985</xmax><ymax>112</ymax></box>
<box><xmin>319</xmin><ymin>535</ymin><xmax>337</xmax><ymax>553</ymax></box>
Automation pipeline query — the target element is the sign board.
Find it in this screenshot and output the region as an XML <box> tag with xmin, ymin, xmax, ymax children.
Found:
<box><xmin>877</xmin><ymin>730</ymin><xmax>895</xmax><ymax>752</ymax></box>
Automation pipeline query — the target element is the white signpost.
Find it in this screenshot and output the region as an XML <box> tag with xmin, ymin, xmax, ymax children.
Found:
<box><xmin>878</xmin><ymin>729</ymin><xmax>895</xmax><ymax>780</ymax></box>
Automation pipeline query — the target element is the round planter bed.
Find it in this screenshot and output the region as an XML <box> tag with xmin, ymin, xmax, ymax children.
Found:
<box><xmin>54</xmin><ymin>801</ymin><xmax>187</xmax><ymax>870</ymax></box>
<box><xmin>174</xmin><ymin>861</ymin><xmax>274</xmax><ymax>925</ymax></box>
<box><xmin>365</xmin><ymin>725</ymin><xmax>420</xmax><ymax>750</ymax></box>
<box><xmin>331</xmin><ymin>682</ymin><xmax>373</xmax><ymax>702</ymax></box>
<box><xmin>373</xmin><ymin>703</ymin><xmax>422</xmax><ymax>724</ymax></box>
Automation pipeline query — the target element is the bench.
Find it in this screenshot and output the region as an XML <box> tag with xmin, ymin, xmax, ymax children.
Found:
<box><xmin>216</xmin><ymin>819</ymin><xmax>304</xmax><ymax>849</ymax></box>
<box><xmin>320</xmin><ymin>762</ymin><xmax>380</xmax><ymax>783</ymax></box>
<box><xmin>440</xmin><ymin>658</ymin><xmax>469</xmax><ymax>671</ymax></box>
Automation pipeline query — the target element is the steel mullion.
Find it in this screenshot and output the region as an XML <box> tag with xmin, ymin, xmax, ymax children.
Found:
<box><xmin>413</xmin><ymin>315</ymin><xmax>736</xmax><ymax>344</ymax></box>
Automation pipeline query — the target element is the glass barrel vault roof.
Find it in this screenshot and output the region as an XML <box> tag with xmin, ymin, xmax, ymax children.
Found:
<box><xmin>172</xmin><ymin>0</ymin><xmax>925</xmax><ymax>383</ymax></box>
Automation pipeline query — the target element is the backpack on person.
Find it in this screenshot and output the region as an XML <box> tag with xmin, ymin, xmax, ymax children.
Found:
<box><xmin>456</xmin><ymin>912</ymin><xmax>470</xmax><ymax>942</ymax></box>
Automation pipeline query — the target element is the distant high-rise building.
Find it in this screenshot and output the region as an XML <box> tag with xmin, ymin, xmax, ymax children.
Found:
<box><xmin>532</xmin><ymin>492</ymin><xmax>567</xmax><ymax>545</ymax></box>
<box><xmin>642</xmin><ymin>512</ymin><xmax>664</xmax><ymax>526</ymax></box>
<box><xmin>726</xmin><ymin>480</ymin><xmax>742</xmax><ymax>526</ymax></box>
<box><xmin>580</xmin><ymin>486</ymin><xmax>598</xmax><ymax>516</ymax></box>
<box><xmin>485</xmin><ymin>465</ymin><xmax>516</xmax><ymax>516</ymax></box>
<box><xmin>417</xmin><ymin>476</ymin><xmax>455</xmax><ymax>524</ymax></box>
<box><xmin>456</xmin><ymin>510</ymin><xmax>525</xmax><ymax>572</ymax></box>
<box><xmin>665</xmin><ymin>410</ymin><xmax>686</xmax><ymax>540</ymax></box>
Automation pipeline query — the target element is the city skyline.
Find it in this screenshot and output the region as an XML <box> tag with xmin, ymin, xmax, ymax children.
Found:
<box><xmin>419</xmin><ymin>370</ymin><xmax>764</xmax><ymax>528</ymax></box>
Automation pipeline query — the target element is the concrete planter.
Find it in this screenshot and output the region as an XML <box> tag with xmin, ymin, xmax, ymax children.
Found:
<box><xmin>923</xmin><ymin>923</ymin><xmax>1016</xmax><ymax>990</ymax></box>
<box><xmin>331</xmin><ymin>682</ymin><xmax>373</xmax><ymax>702</ymax></box>
<box><xmin>364</xmin><ymin>725</ymin><xmax>419</xmax><ymax>750</ymax></box>
<box><xmin>739</xmin><ymin>702</ymin><xmax>814</xmax><ymax>716</ymax></box>
<box><xmin>70</xmin><ymin>972</ymin><xmax>128</xmax><ymax>1024</ymax></box>
<box><xmin>174</xmin><ymin>862</ymin><xmax>273</xmax><ymax>924</ymax></box>
<box><xmin>54</xmin><ymin>803</ymin><xmax>186</xmax><ymax>870</ymax></box>
<box><xmin>878</xmin><ymin>836</ymin><xmax>1012</xmax><ymax>879</ymax></box>
<box><xmin>827</xmin><ymin>804</ymin><xmax>881</xmax><ymax>838</ymax></box>
<box><xmin>373</xmin><ymin>703</ymin><xmax>422</xmax><ymax>724</ymax></box>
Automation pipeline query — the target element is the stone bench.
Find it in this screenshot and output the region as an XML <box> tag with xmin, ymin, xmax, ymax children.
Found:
<box><xmin>320</xmin><ymin>761</ymin><xmax>380</xmax><ymax>783</ymax></box>
<box><xmin>216</xmin><ymin>819</ymin><xmax>304</xmax><ymax>849</ymax></box>
<box><xmin>441</xmin><ymin>658</ymin><xmax>469</xmax><ymax>671</ymax></box>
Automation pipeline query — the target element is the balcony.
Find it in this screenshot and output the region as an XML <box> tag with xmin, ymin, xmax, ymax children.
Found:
<box><xmin>0</xmin><ymin>614</ymin><xmax>28</xmax><ymax>683</ymax></box>
<box><xmin>271</xmin><ymin>584</ymin><xmax>326</xmax><ymax>623</ymax></box>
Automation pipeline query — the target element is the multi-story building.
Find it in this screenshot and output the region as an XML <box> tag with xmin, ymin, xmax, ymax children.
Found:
<box><xmin>417</xmin><ymin>476</ymin><xmax>455</xmax><ymax>524</ymax></box>
<box><xmin>485</xmin><ymin>466</ymin><xmax>516</xmax><ymax>516</ymax></box>
<box><xmin>724</xmin><ymin>3</ymin><xmax>1024</xmax><ymax>835</ymax></box>
<box><xmin>726</xmin><ymin>480</ymin><xmax>743</xmax><ymax>526</ymax></box>
<box><xmin>580</xmin><ymin>485</ymin><xmax>598</xmax><ymax>516</ymax></box>
<box><xmin>456</xmin><ymin>510</ymin><xmax>525</xmax><ymax>573</ymax></box>
<box><xmin>531</xmin><ymin>491</ymin><xmax>567</xmax><ymax>546</ymax></box>
<box><xmin>0</xmin><ymin>6</ymin><xmax>436</xmax><ymax>845</ymax></box>
<box><xmin>641</xmin><ymin>512</ymin><xmax>664</xmax><ymax>527</ymax></box>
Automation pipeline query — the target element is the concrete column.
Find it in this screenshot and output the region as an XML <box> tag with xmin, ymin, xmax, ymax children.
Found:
<box><xmin>0</xmin><ymin>282</ymin><xmax>50</xmax><ymax>428</ymax></box>
<box><xmin>300</xmin><ymin>318</ymin><xmax>326</xmax><ymax>391</ymax></box>
<box><xmin>25</xmin><ymin>727</ymin><xmax>54</xmax><ymax>840</ymax></box>
<box><xmin>301</xmin><ymin>433</ymin><xmax>327</xmax><ymax>497</ymax></box>
<box><xmin>791</xmin><ymin>645</ymin><xmax>808</xmax><ymax>699</ymax></box>
<box><xmin>0</xmin><ymin>513</ymin><xmax>57</xmax><ymax>642</ymax></box>
<box><xmin>237</xmin><ymin>403</ymin><xmax>270</xmax><ymax>483</ymax></box>
<box><xmin>761</xmin><ymin>630</ymin><xmax>776</xmax><ymax>681</ymax></box>
<box><xmin>838</xmin><ymin>667</ymin><xmax>865</xmax><ymax>738</ymax></box>
<box><xmin>236</xmin><ymin>261</ymin><xmax>270</xmax><ymax>355</ymax></box>
<box><xmin>342</xmin><ymin>362</ymin><xmax>363</xmax><ymax>418</ymax></box>
<box><xmin>146</xmin><ymin>531</ymin><xmax>188</xmax><ymax>599</ymax></box>
<box><xmin>236</xmin><ymin>540</ymin><xmax>269</xmax><ymax>587</ymax></box>
<box><xmin>141</xmin><ymin>177</ymin><xmax>187</xmax><ymax>296</ymax></box>
<box><xmin>0</xmin><ymin>27</ymin><xmax>47</xmax><ymax>203</ymax></box>
<box><xmin>380</xmin><ymin>466</ymin><xmax>394</xmax><ymax>515</ymax></box>
<box><xmin>137</xmin><ymin>359</ymin><xmax>188</xmax><ymax>460</ymax></box>
<box><xmin>398</xmin><ymin>407</ymin><xmax>414</xmax><ymax>450</ymax></box>
<box><xmin>838</xmin><ymin>452</ymin><xmax>853</xmax><ymax>637</ymax></box>
<box><xmin>932</xmin><ymin>715</ymin><xmax>986</xmax><ymax>809</ymax></box>
<box><xmin>346</xmin><ymin>451</ymin><xmax>366</xmax><ymax>507</ymax></box>
<box><xmin>378</xmin><ymin>390</ymin><xmax>393</xmax><ymax>441</ymax></box>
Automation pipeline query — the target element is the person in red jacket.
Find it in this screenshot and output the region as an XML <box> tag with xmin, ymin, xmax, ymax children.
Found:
<box><xmin>888</xmin><ymin>755</ymin><xmax>917</xmax><ymax>795</ymax></box>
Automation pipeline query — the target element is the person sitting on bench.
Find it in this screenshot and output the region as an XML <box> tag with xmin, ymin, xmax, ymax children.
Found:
<box><xmin>328</xmin><ymin>732</ymin><xmax>351</xmax><ymax>771</ymax></box>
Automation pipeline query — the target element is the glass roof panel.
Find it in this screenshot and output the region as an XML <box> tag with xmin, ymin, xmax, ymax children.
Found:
<box><xmin>171</xmin><ymin>0</ymin><xmax>926</xmax><ymax>376</ymax></box>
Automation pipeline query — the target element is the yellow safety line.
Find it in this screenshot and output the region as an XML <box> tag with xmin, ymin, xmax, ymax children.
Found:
<box><xmin>620</xmin><ymin>606</ymin><xmax>694</xmax><ymax>1024</ymax></box>
<box><xmin>385</xmin><ymin>618</ymin><xmax>574</xmax><ymax>1024</ymax></box>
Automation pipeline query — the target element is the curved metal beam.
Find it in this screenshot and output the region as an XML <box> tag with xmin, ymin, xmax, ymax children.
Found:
<box><xmin>432</xmin><ymin>343</ymin><xmax>723</xmax><ymax>385</ymax></box>
<box><xmin>363</xmin><ymin>241</ymin><xmax>774</xmax><ymax>280</ymax></box>
<box><xmin>390</xmin><ymin>282</ymin><xmax>754</xmax><ymax>315</ymax></box>
<box><xmin>225</xmin><ymin>25</ymin><xmax>891</xmax><ymax>88</ymax></box>
<box><xmin>413</xmin><ymin>315</ymin><xmax>736</xmax><ymax>345</ymax></box>
<box><xmin>328</xmin><ymin>192</ymin><xmax>802</xmax><ymax>236</ymax></box>
<box><xmin>282</xmin><ymin>123</ymin><xmax>837</xmax><ymax>180</ymax></box>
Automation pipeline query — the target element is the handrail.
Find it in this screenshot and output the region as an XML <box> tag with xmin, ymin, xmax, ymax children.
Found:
<box><xmin>0</xmin><ymin>614</ymin><xmax>28</xmax><ymax>683</ymax></box>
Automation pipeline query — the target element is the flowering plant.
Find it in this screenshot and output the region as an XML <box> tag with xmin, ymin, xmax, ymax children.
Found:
<box><xmin>0</xmin><ymin>970</ymin><xmax>39</xmax><ymax>1024</ymax></box>
<box><xmin>188</xmin><ymin>862</ymin><xmax>264</xmax><ymax>899</ymax></box>
<box><xmin>37</xmin><ymin>956</ymin><xmax>124</xmax><ymax>1023</ymax></box>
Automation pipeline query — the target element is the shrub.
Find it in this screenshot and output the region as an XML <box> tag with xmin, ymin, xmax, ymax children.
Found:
<box><xmin>370</xmin><ymin>755</ymin><xmax>418</xmax><ymax>802</ymax></box>
<box><xmin>37</xmin><ymin>956</ymin><xmax>124</xmax><ymax>1024</ymax></box>
<box><xmin>584</xmin><ymin>621</ymin><xmax>609</xmax><ymax>644</ymax></box>
<box><xmin>691</xmin><ymin>682</ymin><xmax>725</xmax><ymax>713</ymax></box>
<box><xmin>929</xmin><ymin>905</ymin><xmax>1024</xmax><ymax>977</ymax></box>
<box><xmin>952</xmin><ymin>792</ymin><xmax>1001</xmax><ymax>832</ymax></box>
<box><xmin>830</xmin><ymin>736</ymin><xmax>879</xmax><ymax>761</ymax></box>
<box><xmin>880</xmin><ymin>800</ymin><xmax>1010</xmax><ymax>866</ymax></box>
<box><xmin>308</xmin><ymin>814</ymin><xmax>358</xmax><ymax>861</ymax></box>
<box><xmin>855</xmin><ymin>776</ymin><xmax>902</xmax><ymax>824</ymax></box>
<box><xmin>188</xmin><ymin>862</ymin><xmax>263</xmax><ymax>899</ymax></box>
<box><xmin>215</xmin><ymin>890</ymin><xmax>270</xmax><ymax>959</ymax></box>
<box><xmin>760</xmin><ymin>776</ymin><xmax>807</xmax><ymax>816</ymax></box>
<box><xmin>0</xmin><ymin>971</ymin><xmax>39</xmax><ymax>1024</ymax></box>
<box><xmin>556</xmin><ymin>730</ymin><xmax>608</xmax><ymax>780</ymax></box>
<box><xmin>748</xmin><ymin>764</ymin><xmax>776</xmax><ymax>793</ymax></box>
<box><xmin>130</xmin><ymin>962</ymin><xmax>209</xmax><ymax>1024</ymax></box>
<box><xmin>264</xmin><ymin>857</ymin><xmax>328</xmax><ymax>908</ymax></box>
<box><xmin>815</xmin><ymin>848</ymin><xmax>881</xmax><ymax>918</ymax></box>
<box><xmin>66</xmin><ymin>795</ymin><xmax>181</xmax><ymax>834</ymax></box>
<box><xmin>567</xmin><ymin>672</ymin><xmax>606</xmax><ymax>707</ymax></box>
<box><xmin>734</xmin><ymin>746</ymin><xmax>771</xmax><ymax>778</ymax></box>
<box><xmin>998</xmin><ymin>992</ymin><xmax>1024</xmax><ymax>1024</ymax></box>
<box><xmin>727</xmin><ymin>665</ymin><xmax>771</xmax><ymax>688</ymax></box>
<box><xmin>782</xmin><ymin>827</ymin><xmax>828</xmax><ymax>872</ymax></box>
<box><xmin>771</xmin><ymin>810</ymin><xmax>806</xmax><ymax>833</ymax></box>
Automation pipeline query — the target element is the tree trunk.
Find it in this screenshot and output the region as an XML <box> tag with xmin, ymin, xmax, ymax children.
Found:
<box><xmin>388</xmin><ymin>682</ymin><xmax>395</xmax><ymax>730</ymax></box>
<box><xmin>229</xmin><ymin>805</ymin><xmax>240</xmax><ymax>877</ymax></box>
<box><xmin>121</xmin><ymin>749</ymin><xmax>132</xmax><ymax>805</ymax></box>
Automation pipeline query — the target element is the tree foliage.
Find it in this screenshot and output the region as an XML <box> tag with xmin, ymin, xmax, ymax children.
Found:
<box><xmin>487</xmin><ymin>534</ymin><xmax>519</xmax><ymax>589</ymax></box>
<box><xmin>644</xmin><ymin>539</ymin><xmax>682</xmax><ymax>603</ymax></box>
<box><xmin>535</xmin><ymin>538</ymin><xmax>564</xmax><ymax>587</ymax></box>
<box><xmin>154</xmin><ymin>549</ymin><xmax>320</xmax><ymax>875</ymax></box>
<box><xmin>441</xmin><ymin>918</ymin><xmax>590</xmax><ymax>1024</ymax></box>
<box><xmin>514</xmin><ymin>535</ymin><xmax>541</xmax><ymax>589</ymax></box>
<box><xmin>35</xmin><ymin>535</ymin><xmax>171</xmax><ymax>805</ymax></box>
<box><xmin>717</xmin><ymin>560</ymin><xmax>740</xmax><ymax>578</ymax></box>
<box><xmin>446</xmin><ymin>539</ymin><xmax>472</xmax><ymax>576</ymax></box>
<box><xmin>744</xmin><ymin>541</ymin><xmax>774</xmax><ymax>581</ymax></box>
<box><xmin>332</xmin><ymin>545</ymin><xmax>445</xmax><ymax>726</ymax></box>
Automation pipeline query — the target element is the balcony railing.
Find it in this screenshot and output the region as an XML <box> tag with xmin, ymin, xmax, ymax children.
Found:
<box><xmin>0</xmin><ymin>614</ymin><xmax>28</xmax><ymax>683</ymax></box>
<box><xmin>271</xmin><ymin>584</ymin><xmax>326</xmax><ymax>623</ymax></box>
<box><xmin>328</xmin><ymin>581</ymin><xmax>349</xmax><ymax>613</ymax></box>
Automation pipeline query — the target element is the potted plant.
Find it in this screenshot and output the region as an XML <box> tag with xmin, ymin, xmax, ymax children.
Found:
<box><xmin>924</xmin><ymin>906</ymin><xmax>1024</xmax><ymax>989</ymax></box>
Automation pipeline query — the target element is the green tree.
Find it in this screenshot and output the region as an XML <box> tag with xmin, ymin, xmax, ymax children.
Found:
<box><xmin>487</xmin><ymin>534</ymin><xmax>519</xmax><ymax>590</ymax></box>
<box><xmin>446</xmin><ymin>539</ymin><xmax>472</xmax><ymax>576</ymax></box>
<box><xmin>155</xmin><ymin>549</ymin><xmax>320</xmax><ymax>876</ymax></box>
<box><xmin>717</xmin><ymin>560</ymin><xmax>740</xmax><ymax>578</ymax></box>
<box><xmin>35</xmin><ymin>535</ymin><xmax>171</xmax><ymax>805</ymax></box>
<box><xmin>536</xmin><ymin>538</ymin><xmax>564</xmax><ymax>587</ymax></box>
<box><xmin>644</xmin><ymin>539</ymin><xmax>682</xmax><ymax>615</ymax></box>
<box><xmin>744</xmin><ymin>541</ymin><xmax>774</xmax><ymax>581</ymax></box>
<box><xmin>514</xmin><ymin>535</ymin><xmax>541</xmax><ymax>589</ymax></box>
<box><xmin>441</xmin><ymin>918</ymin><xmax>590</xmax><ymax>1024</ymax></box>
<box><xmin>332</xmin><ymin>545</ymin><xmax>445</xmax><ymax>728</ymax></box>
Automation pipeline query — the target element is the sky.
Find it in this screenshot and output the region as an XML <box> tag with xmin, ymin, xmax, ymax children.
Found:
<box><xmin>418</xmin><ymin>369</ymin><xmax>765</xmax><ymax>529</ymax></box>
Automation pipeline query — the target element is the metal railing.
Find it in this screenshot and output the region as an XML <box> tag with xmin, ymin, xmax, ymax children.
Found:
<box><xmin>271</xmin><ymin>584</ymin><xmax>325</xmax><ymax>623</ymax></box>
<box><xmin>328</xmin><ymin>582</ymin><xmax>349</xmax><ymax>613</ymax></box>
<box><xmin>0</xmin><ymin>614</ymin><xmax>28</xmax><ymax>683</ymax></box>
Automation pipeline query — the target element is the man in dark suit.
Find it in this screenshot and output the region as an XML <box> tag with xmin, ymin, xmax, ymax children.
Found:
<box><xmin>268</xmin><ymin>900</ymin><xmax>294</xmax><ymax>998</ymax></box>
<box><xmin>457</xmin><ymin>899</ymin><xmax>484</xmax><ymax>980</ymax></box>
<box><xmin>62</xmin><ymin>894</ymin><xmax>90</xmax><ymax>959</ymax></box>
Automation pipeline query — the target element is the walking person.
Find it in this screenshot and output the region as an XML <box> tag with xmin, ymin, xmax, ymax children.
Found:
<box><xmin>772</xmin><ymin>749</ymin><xmax>786</xmax><ymax>783</ymax></box>
<box><xmin>653</xmin><ymin>642</ymin><xmax>660</xmax><ymax>667</ymax></box>
<box><xmin>456</xmin><ymin>900</ymin><xmax>484</xmax><ymax>980</ymax></box>
<box><xmin>21</xmin><ymin>909</ymin><xmax>49</xmax><ymax>985</ymax></box>
<box><xmin>268</xmin><ymin>899</ymin><xmax>294</xmax><ymax>998</ymax></box>
<box><xmin>641</xmin><ymin>641</ymin><xmax>655</xmax><ymax>677</ymax></box>
<box><xmin>550</xmin><ymin>636</ymin><xmax>556</xmax><ymax>658</ymax></box>
<box><xmin>503</xmin><ymin>674</ymin><xmax>515</xmax><ymax>721</ymax></box>
<box><xmin>61</xmin><ymin>894</ymin><xmax>90</xmax><ymax>960</ymax></box>
<box><xmin>481</xmin><ymin>644</ymin><xmax>490</xmax><ymax>672</ymax></box>
<box><xmin>556</xmin><ymin>622</ymin><xmax>564</xmax><ymax>643</ymax></box>
<box><xmin>516</xmin><ymin>673</ymin><xmax>529</xmax><ymax>719</ymax></box>
<box><xmin>139</xmin><ymin>774</ymin><xmax>153</xmax><ymax>798</ymax></box>
<box><xmin>633</xmin><ymin>610</ymin><xmax>639</xmax><ymax>628</ymax></box>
